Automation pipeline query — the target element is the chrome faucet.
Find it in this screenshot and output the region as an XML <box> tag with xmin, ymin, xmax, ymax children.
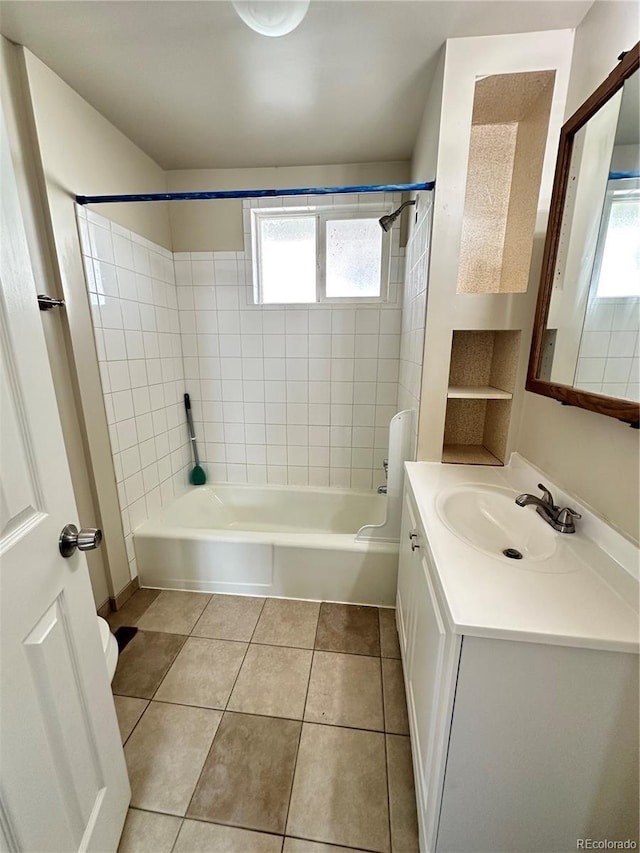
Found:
<box><xmin>377</xmin><ymin>459</ymin><xmax>390</xmax><ymax>493</ymax></box>
<box><xmin>515</xmin><ymin>483</ymin><xmax>582</xmax><ymax>534</ymax></box>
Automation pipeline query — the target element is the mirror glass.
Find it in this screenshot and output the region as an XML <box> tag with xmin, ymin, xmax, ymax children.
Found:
<box><xmin>540</xmin><ymin>69</ymin><xmax>639</xmax><ymax>402</ymax></box>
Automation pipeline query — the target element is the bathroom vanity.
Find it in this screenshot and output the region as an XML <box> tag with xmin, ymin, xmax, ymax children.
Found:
<box><xmin>397</xmin><ymin>456</ymin><xmax>639</xmax><ymax>853</ymax></box>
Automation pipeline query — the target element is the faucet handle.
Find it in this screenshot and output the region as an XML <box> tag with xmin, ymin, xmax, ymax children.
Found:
<box><xmin>556</xmin><ymin>506</ymin><xmax>582</xmax><ymax>533</ymax></box>
<box><xmin>537</xmin><ymin>483</ymin><xmax>556</xmax><ymax>509</ymax></box>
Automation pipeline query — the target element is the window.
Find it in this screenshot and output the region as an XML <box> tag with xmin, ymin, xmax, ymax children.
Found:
<box><xmin>252</xmin><ymin>207</ymin><xmax>391</xmax><ymax>304</ymax></box>
<box><xmin>592</xmin><ymin>178</ymin><xmax>640</xmax><ymax>299</ymax></box>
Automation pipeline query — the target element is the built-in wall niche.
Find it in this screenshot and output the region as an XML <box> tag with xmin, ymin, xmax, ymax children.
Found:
<box><xmin>443</xmin><ymin>330</ymin><xmax>521</xmax><ymax>465</ymax></box>
<box><xmin>457</xmin><ymin>70</ymin><xmax>556</xmax><ymax>295</ymax></box>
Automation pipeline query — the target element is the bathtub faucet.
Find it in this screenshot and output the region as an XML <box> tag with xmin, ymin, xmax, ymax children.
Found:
<box><xmin>377</xmin><ymin>458</ymin><xmax>389</xmax><ymax>493</ymax></box>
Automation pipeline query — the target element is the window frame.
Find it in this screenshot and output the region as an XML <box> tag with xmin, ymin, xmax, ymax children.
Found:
<box><xmin>251</xmin><ymin>204</ymin><xmax>393</xmax><ymax>306</ymax></box>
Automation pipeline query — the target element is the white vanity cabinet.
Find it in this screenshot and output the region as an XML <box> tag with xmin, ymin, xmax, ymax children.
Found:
<box><xmin>397</xmin><ymin>478</ymin><xmax>639</xmax><ymax>853</ymax></box>
<box><xmin>397</xmin><ymin>487</ymin><xmax>460</xmax><ymax>851</ymax></box>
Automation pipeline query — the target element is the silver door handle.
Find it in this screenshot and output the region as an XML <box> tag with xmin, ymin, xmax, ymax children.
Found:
<box><xmin>59</xmin><ymin>524</ymin><xmax>102</xmax><ymax>558</ymax></box>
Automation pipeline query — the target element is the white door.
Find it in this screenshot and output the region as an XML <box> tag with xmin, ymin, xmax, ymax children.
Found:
<box><xmin>0</xmin><ymin>102</ymin><xmax>129</xmax><ymax>852</ymax></box>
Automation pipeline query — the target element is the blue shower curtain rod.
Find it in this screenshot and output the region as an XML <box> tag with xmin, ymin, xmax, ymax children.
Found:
<box><xmin>75</xmin><ymin>181</ymin><xmax>435</xmax><ymax>205</ymax></box>
<box><xmin>608</xmin><ymin>171</ymin><xmax>640</xmax><ymax>180</ymax></box>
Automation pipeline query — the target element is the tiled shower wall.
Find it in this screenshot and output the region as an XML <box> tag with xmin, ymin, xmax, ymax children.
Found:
<box><xmin>178</xmin><ymin>193</ymin><xmax>407</xmax><ymax>490</ymax></box>
<box><xmin>78</xmin><ymin>191</ymin><xmax>421</xmax><ymax>566</ymax></box>
<box><xmin>398</xmin><ymin>192</ymin><xmax>432</xmax><ymax>452</ymax></box>
<box><xmin>575</xmin><ymin>298</ymin><xmax>640</xmax><ymax>401</ymax></box>
<box><xmin>77</xmin><ymin>206</ymin><xmax>191</xmax><ymax>579</ymax></box>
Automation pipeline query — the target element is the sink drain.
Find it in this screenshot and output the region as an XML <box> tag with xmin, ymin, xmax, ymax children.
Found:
<box><xmin>503</xmin><ymin>548</ymin><xmax>523</xmax><ymax>560</ymax></box>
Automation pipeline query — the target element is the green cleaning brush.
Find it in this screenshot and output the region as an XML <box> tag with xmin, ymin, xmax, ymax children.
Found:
<box><xmin>184</xmin><ymin>393</ymin><xmax>207</xmax><ymax>486</ymax></box>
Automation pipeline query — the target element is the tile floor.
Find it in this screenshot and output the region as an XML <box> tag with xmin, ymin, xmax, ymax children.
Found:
<box><xmin>110</xmin><ymin>589</ymin><xmax>419</xmax><ymax>853</ymax></box>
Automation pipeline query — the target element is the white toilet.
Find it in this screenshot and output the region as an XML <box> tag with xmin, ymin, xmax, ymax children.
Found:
<box><xmin>97</xmin><ymin>616</ymin><xmax>119</xmax><ymax>682</ymax></box>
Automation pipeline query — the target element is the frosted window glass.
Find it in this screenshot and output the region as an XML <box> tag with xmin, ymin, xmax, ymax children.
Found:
<box><xmin>325</xmin><ymin>218</ymin><xmax>382</xmax><ymax>298</ymax></box>
<box><xmin>596</xmin><ymin>189</ymin><xmax>640</xmax><ymax>298</ymax></box>
<box><xmin>260</xmin><ymin>217</ymin><xmax>316</xmax><ymax>303</ymax></box>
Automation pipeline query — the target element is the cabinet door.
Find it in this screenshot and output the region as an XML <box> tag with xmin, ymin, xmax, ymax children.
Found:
<box><xmin>398</xmin><ymin>486</ymin><xmax>459</xmax><ymax>852</ymax></box>
<box><xmin>397</xmin><ymin>488</ymin><xmax>420</xmax><ymax>661</ymax></box>
<box><xmin>407</xmin><ymin>543</ymin><xmax>448</xmax><ymax>839</ymax></box>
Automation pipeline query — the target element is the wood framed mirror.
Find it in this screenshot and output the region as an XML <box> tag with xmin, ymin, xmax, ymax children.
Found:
<box><xmin>527</xmin><ymin>43</ymin><xmax>640</xmax><ymax>427</ymax></box>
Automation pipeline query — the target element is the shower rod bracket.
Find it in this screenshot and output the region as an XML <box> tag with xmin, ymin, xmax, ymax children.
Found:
<box><xmin>75</xmin><ymin>181</ymin><xmax>435</xmax><ymax>205</ymax></box>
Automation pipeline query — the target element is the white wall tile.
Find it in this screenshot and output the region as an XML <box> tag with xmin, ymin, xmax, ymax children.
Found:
<box><xmin>80</xmin><ymin>193</ymin><xmax>412</xmax><ymax>503</ymax></box>
<box><xmin>79</xmin><ymin>209</ymin><xmax>190</xmax><ymax>583</ymax></box>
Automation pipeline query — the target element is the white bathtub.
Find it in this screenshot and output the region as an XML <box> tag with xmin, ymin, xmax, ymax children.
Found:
<box><xmin>134</xmin><ymin>484</ymin><xmax>399</xmax><ymax>605</ymax></box>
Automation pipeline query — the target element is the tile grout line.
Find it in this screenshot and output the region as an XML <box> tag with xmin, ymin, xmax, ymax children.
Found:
<box><xmin>145</xmin><ymin>631</ymin><xmax>190</xmax><ymax>703</ymax></box>
<box><xmin>112</xmin><ymin>591</ymin><xmax>159</xmax><ymax>750</ymax></box>
<box><xmin>129</xmin><ymin>806</ymin><xmax>390</xmax><ymax>853</ymax></box>
<box><xmin>181</xmin><ymin>595</ymin><xmax>266</xmax><ymax>821</ymax></box>
<box><xmin>219</xmin><ymin>595</ymin><xmax>268</xmax><ymax>714</ymax></box>
<box><xmin>122</xmin><ymin>695</ymin><xmax>408</xmax><ymax>735</ymax></box>
<box><xmin>285</xmin><ymin>830</ymin><xmax>388</xmax><ymax>853</ymax></box>
<box><xmin>280</xmin><ymin>602</ymin><xmax>322</xmax><ymax>837</ymax></box>
<box><xmin>167</xmin><ymin>816</ymin><xmax>184</xmax><ymax>853</ymax></box>
<box><xmin>380</xmin><ymin>612</ymin><xmax>394</xmax><ymax>853</ymax></box>
<box><xmin>117</xmin><ymin>697</ymin><xmax>150</xmax><ymax>748</ymax></box>
<box><xmin>118</xmin><ymin>630</ymin><xmax>400</xmax><ymax>659</ymax></box>
<box><xmin>224</xmin><ymin>594</ymin><xmax>269</xmax><ymax>712</ymax></box>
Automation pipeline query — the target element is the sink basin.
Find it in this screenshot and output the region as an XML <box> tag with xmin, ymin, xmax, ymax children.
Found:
<box><xmin>436</xmin><ymin>484</ymin><xmax>561</xmax><ymax>565</ymax></box>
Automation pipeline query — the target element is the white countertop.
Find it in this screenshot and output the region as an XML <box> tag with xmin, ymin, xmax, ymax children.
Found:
<box><xmin>405</xmin><ymin>456</ymin><xmax>639</xmax><ymax>654</ymax></box>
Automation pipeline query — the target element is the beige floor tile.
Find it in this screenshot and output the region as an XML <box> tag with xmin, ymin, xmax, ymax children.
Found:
<box><xmin>379</xmin><ymin>609</ymin><xmax>401</xmax><ymax>659</ymax></box>
<box><xmin>155</xmin><ymin>637</ymin><xmax>247</xmax><ymax>708</ymax></box>
<box><xmin>252</xmin><ymin>598</ymin><xmax>320</xmax><ymax>648</ymax></box>
<box><xmin>228</xmin><ymin>644</ymin><xmax>312</xmax><ymax>719</ymax></box>
<box><xmin>315</xmin><ymin>603</ymin><xmax>380</xmax><ymax>656</ymax></box>
<box><xmin>174</xmin><ymin>820</ymin><xmax>283</xmax><ymax>853</ymax></box>
<box><xmin>287</xmin><ymin>723</ymin><xmax>390</xmax><ymax>853</ymax></box>
<box><xmin>113</xmin><ymin>695</ymin><xmax>148</xmax><ymax>743</ymax></box>
<box><xmin>284</xmin><ymin>840</ymin><xmax>370</xmax><ymax>853</ymax></box>
<box><xmin>304</xmin><ymin>651</ymin><xmax>383</xmax><ymax>730</ymax></box>
<box><xmin>108</xmin><ymin>588</ymin><xmax>161</xmax><ymax>631</ymax></box>
<box><xmin>387</xmin><ymin>734</ymin><xmax>420</xmax><ymax>852</ymax></box>
<box><xmin>124</xmin><ymin>701</ymin><xmax>221</xmax><ymax>815</ymax></box>
<box><xmin>112</xmin><ymin>631</ymin><xmax>186</xmax><ymax>699</ymax></box>
<box><xmin>192</xmin><ymin>594</ymin><xmax>265</xmax><ymax>641</ymax></box>
<box><xmin>117</xmin><ymin>808</ymin><xmax>181</xmax><ymax>853</ymax></box>
<box><xmin>136</xmin><ymin>590</ymin><xmax>211</xmax><ymax>634</ymax></box>
<box><xmin>382</xmin><ymin>658</ymin><xmax>410</xmax><ymax>735</ymax></box>
<box><xmin>188</xmin><ymin>711</ymin><xmax>300</xmax><ymax>834</ymax></box>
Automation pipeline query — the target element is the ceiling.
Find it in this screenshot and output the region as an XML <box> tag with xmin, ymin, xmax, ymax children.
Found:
<box><xmin>0</xmin><ymin>0</ymin><xmax>593</xmax><ymax>171</ymax></box>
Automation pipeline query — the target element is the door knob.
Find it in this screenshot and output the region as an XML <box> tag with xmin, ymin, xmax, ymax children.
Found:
<box><xmin>59</xmin><ymin>524</ymin><xmax>103</xmax><ymax>558</ymax></box>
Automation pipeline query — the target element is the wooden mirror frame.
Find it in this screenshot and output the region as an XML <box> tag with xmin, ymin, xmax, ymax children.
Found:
<box><xmin>527</xmin><ymin>43</ymin><xmax>640</xmax><ymax>427</ymax></box>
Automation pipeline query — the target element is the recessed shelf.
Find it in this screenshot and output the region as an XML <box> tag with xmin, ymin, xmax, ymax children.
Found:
<box><xmin>447</xmin><ymin>385</ymin><xmax>512</xmax><ymax>400</ymax></box>
<box><xmin>442</xmin><ymin>444</ymin><xmax>503</xmax><ymax>466</ymax></box>
<box><xmin>456</xmin><ymin>70</ymin><xmax>556</xmax><ymax>295</ymax></box>
<box><xmin>443</xmin><ymin>331</ymin><xmax>522</xmax><ymax>467</ymax></box>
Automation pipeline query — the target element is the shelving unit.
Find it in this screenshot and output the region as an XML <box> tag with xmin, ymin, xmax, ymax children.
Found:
<box><xmin>442</xmin><ymin>331</ymin><xmax>520</xmax><ymax>465</ymax></box>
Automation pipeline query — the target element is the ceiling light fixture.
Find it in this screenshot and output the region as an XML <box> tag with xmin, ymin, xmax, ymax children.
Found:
<box><xmin>232</xmin><ymin>1</ymin><xmax>310</xmax><ymax>37</ymax></box>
